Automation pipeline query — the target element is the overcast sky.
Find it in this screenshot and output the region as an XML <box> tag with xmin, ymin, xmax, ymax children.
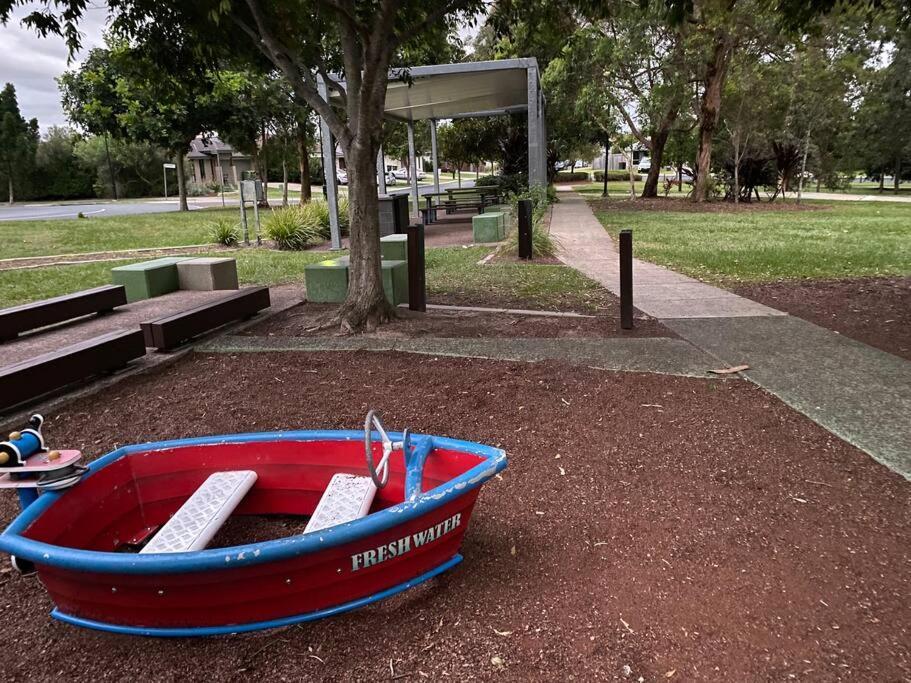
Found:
<box><xmin>0</xmin><ymin>6</ymin><xmax>482</xmax><ymax>135</ymax></box>
<box><xmin>0</xmin><ymin>4</ymin><xmax>108</xmax><ymax>133</ymax></box>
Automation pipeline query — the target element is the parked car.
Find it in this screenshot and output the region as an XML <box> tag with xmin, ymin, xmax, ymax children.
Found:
<box><xmin>637</xmin><ymin>157</ymin><xmax>651</xmax><ymax>174</ymax></box>
<box><xmin>383</xmin><ymin>171</ymin><xmax>397</xmax><ymax>185</ymax></box>
<box><xmin>337</xmin><ymin>170</ymin><xmax>348</xmax><ymax>185</ymax></box>
<box><xmin>392</xmin><ymin>168</ymin><xmax>408</xmax><ymax>180</ymax></box>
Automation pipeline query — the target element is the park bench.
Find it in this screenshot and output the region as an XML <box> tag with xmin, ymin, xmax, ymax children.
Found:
<box><xmin>0</xmin><ymin>285</ymin><xmax>127</xmax><ymax>342</ymax></box>
<box><xmin>141</xmin><ymin>471</ymin><xmax>258</xmax><ymax>554</ymax></box>
<box><xmin>443</xmin><ymin>196</ymin><xmax>488</xmax><ymax>215</ymax></box>
<box><xmin>0</xmin><ymin>329</ymin><xmax>146</xmax><ymax>414</ymax></box>
<box><xmin>140</xmin><ymin>286</ymin><xmax>270</xmax><ymax>351</ymax></box>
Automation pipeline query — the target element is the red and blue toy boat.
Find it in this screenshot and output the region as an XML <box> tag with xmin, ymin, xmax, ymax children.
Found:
<box><xmin>0</xmin><ymin>411</ymin><xmax>506</xmax><ymax>637</ymax></box>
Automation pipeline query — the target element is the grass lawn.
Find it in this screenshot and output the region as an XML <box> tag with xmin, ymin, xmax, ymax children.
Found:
<box><xmin>425</xmin><ymin>246</ymin><xmax>607</xmax><ymax>311</ymax></box>
<box><xmin>568</xmin><ymin>179</ymin><xmax>690</xmax><ymax>197</ymax></box>
<box><xmin>1</xmin><ymin>208</ymin><xmax>238</xmax><ymax>259</ymax></box>
<box><xmin>582</xmin><ymin>189</ymin><xmax>911</xmax><ymax>283</ymax></box>
<box><xmin>809</xmin><ymin>182</ymin><xmax>910</xmax><ymax>196</ymax></box>
<box><xmin>0</xmin><ymin>249</ymin><xmax>337</xmax><ymax>307</ymax></box>
<box><xmin>1</xmin><ymin>245</ymin><xmax>607</xmax><ymax>311</ymax></box>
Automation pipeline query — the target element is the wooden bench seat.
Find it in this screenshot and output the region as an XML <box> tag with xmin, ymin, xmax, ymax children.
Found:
<box><xmin>443</xmin><ymin>198</ymin><xmax>487</xmax><ymax>215</ymax></box>
<box><xmin>0</xmin><ymin>285</ymin><xmax>127</xmax><ymax>343</ymax></box>
<box><xmin>140</xmin><ymin>286</ymin><xmax>270</xmax><ymax>351</ymax></box>
<box><xmin>0</xmin><ymin>329</ymin><xmax>146</xmax><ymax>414</ymax></box>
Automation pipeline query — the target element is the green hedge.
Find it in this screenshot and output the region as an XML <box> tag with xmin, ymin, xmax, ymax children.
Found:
<box><xmin>555</xmin><ymin>171</ymin><xmax>591</xmax><ymax>182</ymax></box>
<box><xmin>593</xmin><ymin>170</ymin><xmax>635</xmax><ymax>182</ymax></box>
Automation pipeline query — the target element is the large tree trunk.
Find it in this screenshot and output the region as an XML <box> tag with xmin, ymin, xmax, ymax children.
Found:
<box><xmin>339</xmin><ymin>142</ymin><xmax>393</xmax><ymax>331</ymax></box>
<box><xmin>642</xmin><ymin>127</ymin><xmax>672</xmax><ymax>198</ymax></box>
<box><xmin>7</xmin><ymin>174</ymin><xmax>13</xmax><ymax>205</ymax></box>
<box><xmin>797</xmin><ymin>126</ymin><xmax>811</xmax><ymax>205</ymax></box>
<box><xmin>297</xmin><ymin>129</ymin><xmax>311</xmax><ymax>202</ymax></box>
<box><xmin>260</xmin><ymin>122</ymin><xmax>270</xmax><ymax>206</ymax></box>
<box><xmin>103</xmin><ymin>133</ymin><xmax>118</xmax><ymax>200</ymax></box>
<box><xmin>282</xmin><ymin>158</ymin><xmax>289</xmax><ymax>207</ymax></box>
<box><xmin>733</xmin><ymin>137</ymin><xmax>740</xmax><ymax>204</ymax></box>
<box><xmin>641</xmin><ymin>97</ymin><xmax>681</xmax><ymax>198</ymax></box>
<box><xmin>693</xmin><ymin>35</ymin><xmax>734</xmax><ymax>202</ymax></box>
<box><xmin>895</xmin><ymin>157</ymin><xmax>901</xmax><ymax>194</ymax></box>
<box><xmin>175</xmin><ymin>155</ymin><xmax>189</xmax><ymax>212</ymax></box>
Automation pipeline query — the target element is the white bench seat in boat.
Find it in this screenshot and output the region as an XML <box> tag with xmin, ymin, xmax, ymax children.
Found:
<box><xmin>304</xmin><ymin>473</ymin><xmax>376</xmax><ymax>534</ymax></box>
<box><xmin>141</xmin><ymin>470</ymin><xmax>257</xmax><ymax>554</ymax></box>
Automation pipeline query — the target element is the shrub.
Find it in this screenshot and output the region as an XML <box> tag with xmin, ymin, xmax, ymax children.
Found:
<box><xmin>555</xmin><ymin>171</ymin><xmax>590</xmax><ymax>182</ymax></box>
<box><xmin>502</xmin><ymin>185</ymin><xmax>560</xmax><ymax>258</ymax></box>
<box><xmin>263</xmin><ymin>206</ymin><xmax>322</xmax><ymax>250</ymax></box>
<box><xmin>503</xmin><ymin>221</ymin><xmax>559</xmax><ymax>259</ymax></box>
<box><xmin>209</xmin><ymin>218</ymin><xmax>240</xmax><ymax>246</ymax></box>
<box><xmin>475</xmin><ymin>173</ymin><xmax>529</xmax><ymax>197</ymax></box>
<box><xmin>593</xmin><ymin>170</ymin><xmax>633</xmax><ymax>182</ymax></box>
<box><xmin>184</xmin><ymin>181</ymin><xmax>209</xmax><ymax>197</ymax></box>
<box><xmin>475</xmin><ymin>174</ymin><xmax>501</xmax><ymax>187</ymax></box>
<box><xmin>338</xmin><ymin>197</ymin><xmax>350</xmax><ymax>235</ymax></box>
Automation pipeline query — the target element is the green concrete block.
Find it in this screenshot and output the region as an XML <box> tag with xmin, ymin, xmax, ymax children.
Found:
<box><xmin>472</xmin><ymin>212</ymin><xmax>505</xmax><ymax>243</ymax></box>
<box><xmin>381</xmin><ymin>260</ymin><xmax>409</xmax><ymax>306</ymax></box>
<box><xmin>304</xmin><ymin>258</ymin><xmax>349</xmax><ymax>303</ymax></box>
<box><xmin>111</xmin><ymin>257</ymin><xmax>191</xmax><ymax>302</ymax></box>
<box><xmin>380</xmin><ymin>234</ymin><xmax>408</xmax><ymax>262</ymax></box>
<box><xmin>305</xmin><ymin>256</ymin><xmax>407</xmax><ymax>305</ymax></box>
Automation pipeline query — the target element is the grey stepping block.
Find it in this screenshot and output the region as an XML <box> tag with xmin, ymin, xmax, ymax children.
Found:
<box><xmin>177</xmin><ymin>257</ymin><xmax>239</xmax><ymax>291</ymax></box>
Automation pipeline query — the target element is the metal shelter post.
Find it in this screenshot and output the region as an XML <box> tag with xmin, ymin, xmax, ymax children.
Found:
<box><xmin>430</xmin><ymin>119</ymin><xmax>440</xmax><ymax>196</ymax></box>
<box><xmin>527</xmin><ymin>65</ymin><xmax>545</xmax><ymax>188</ymax></box>
<box><xmin>317</xmin><ymin>75</ymin><xmax>342</xmax><ymax>250</ymax></box>
<box><xmin>377</xmin><ymin>146</ymin><xmax>387</xmax><ymax>195</ymax></box>
<box><xmin>407</xmin><ymin>120</ymin><xmax>420</xmax><ymax>219</ymax></box>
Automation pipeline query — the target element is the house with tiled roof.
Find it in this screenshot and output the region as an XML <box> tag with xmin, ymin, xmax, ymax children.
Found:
<box><xmin>186</xmin><ymin>136</ymin><xmax>253</xmax><ymax>188</ymax></box>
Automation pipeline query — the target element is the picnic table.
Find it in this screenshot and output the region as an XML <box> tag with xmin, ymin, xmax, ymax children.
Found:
<box><xmin>420</xmin><ymin>187</ymin><xmax>502</xmax><ymax>223</ymax></box>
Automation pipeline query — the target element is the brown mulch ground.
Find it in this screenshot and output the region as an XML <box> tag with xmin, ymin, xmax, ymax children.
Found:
<box><xmin>244</xmin><ymin>303</ymin><xmax>672</xmax><ymax>340</ymax></box>
<box><xmin>589</xmin><ymin>197</ymin><xmax>829</xmax><ymax>214</ymax></box>
<box><xmin>734</xmin><ymin>277</ymin><xmax>911</xmax><ymax>360</ymax></box>
<box><xmin>1</xmin><ymin>352</ymin><xmax>908</xmax><ymax>680</ymax></box>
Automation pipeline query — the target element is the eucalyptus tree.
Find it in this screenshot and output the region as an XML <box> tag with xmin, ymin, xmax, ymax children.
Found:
<box><xmin>3</xmin><ymin>0</ymin><xmax>481</xmax><ymax>332</ymax></box>
<box><xmin>59</xmin><ymin>37</ymin><xmax>226</xmax><ymax>210</ymax></box>
<box><xmin>58</xmin><ymin>47</ymin><xmax>125</xmax><ymax>199</ymax></box>
<box><xmin>0</xmin><ymin>83</ymin><xmax>38</xmax><ymax>204</ymax></box>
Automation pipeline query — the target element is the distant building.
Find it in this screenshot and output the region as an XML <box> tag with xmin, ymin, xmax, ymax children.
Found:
<box><xmin>186</xmin><ymin>136</ymin><xmax>253</xmax><ymax>187</ymax></box>
<box><xmin>593</xmin><ymin>144</ymin><xmax>649</xmax><ymax>171</ymax></box>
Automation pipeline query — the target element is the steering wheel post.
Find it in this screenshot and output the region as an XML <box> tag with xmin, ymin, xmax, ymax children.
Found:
<box><xmin>364</xmin><ymin>410</ymin><xmax>403</xmax><ymax>489</ymax></box>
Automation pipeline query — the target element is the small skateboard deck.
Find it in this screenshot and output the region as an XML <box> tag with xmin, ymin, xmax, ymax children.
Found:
<box><xmin>0</xmin><ymin>450</ymin><xmax>82</xmax><ymax>489</ymax></box>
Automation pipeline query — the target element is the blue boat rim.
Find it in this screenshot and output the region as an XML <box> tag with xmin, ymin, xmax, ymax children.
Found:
<box><xmin>0</xmin><ymin>430</ymin><xmax>507</xmax><ymax>575</ymax></box>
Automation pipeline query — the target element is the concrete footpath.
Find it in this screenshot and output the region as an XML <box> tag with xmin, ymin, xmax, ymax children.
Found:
<box><xmin>551</xmin><ymin>191</ymin><xmax>911</xmax><ymax>480</ymax></box>
<box><xmin>549</xmin><ymin>193</ymin><xmax>784</xmax><ymax>318</ymax></box>
<box><xmin>199</xmin><ymin>334</ymin><xmax>719</xmax><ymax>378</ymax></box>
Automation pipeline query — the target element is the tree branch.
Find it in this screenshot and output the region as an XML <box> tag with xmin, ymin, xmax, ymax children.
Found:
<box><xmin>392</xmin><ymin>0</ymin><xmax>469</xmax><ymax>48</ymax></box>
<box><xmin>613</xmin><ymin>99</ymin><xmax>650</xmax><ymax>149</ymax></box>
<box><xmin>240</xmin><ymin>0</ymin><xmax>352</xmax><ymax>148</ymax></box>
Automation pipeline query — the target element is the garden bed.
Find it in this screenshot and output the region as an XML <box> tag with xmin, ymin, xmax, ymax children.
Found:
<box><xmin>244</xmin><ymin>303</ymin><xmax>671</xmax><ymax>339</ymax></box>
<box><xmin>734</xmin><ymin>276</ymin><xmax>911</xmax><ymax>360</ymax></box>
<box><xmin>0</xmin><ymin>352</ymin><xmax>906</xmax><ymax>679</ymax></box>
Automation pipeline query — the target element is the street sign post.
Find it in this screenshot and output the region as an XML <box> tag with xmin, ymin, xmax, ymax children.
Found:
<box><xmin>163</xmin><ymin>163</ymin><xmax>177</xmax><ymax>199</ymax></box>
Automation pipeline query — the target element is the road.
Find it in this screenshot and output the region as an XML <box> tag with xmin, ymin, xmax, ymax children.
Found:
<box><xmin>0</xmin><ymin>178</ymin><xmax>476</xmax><ymax>222</ymax></box>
